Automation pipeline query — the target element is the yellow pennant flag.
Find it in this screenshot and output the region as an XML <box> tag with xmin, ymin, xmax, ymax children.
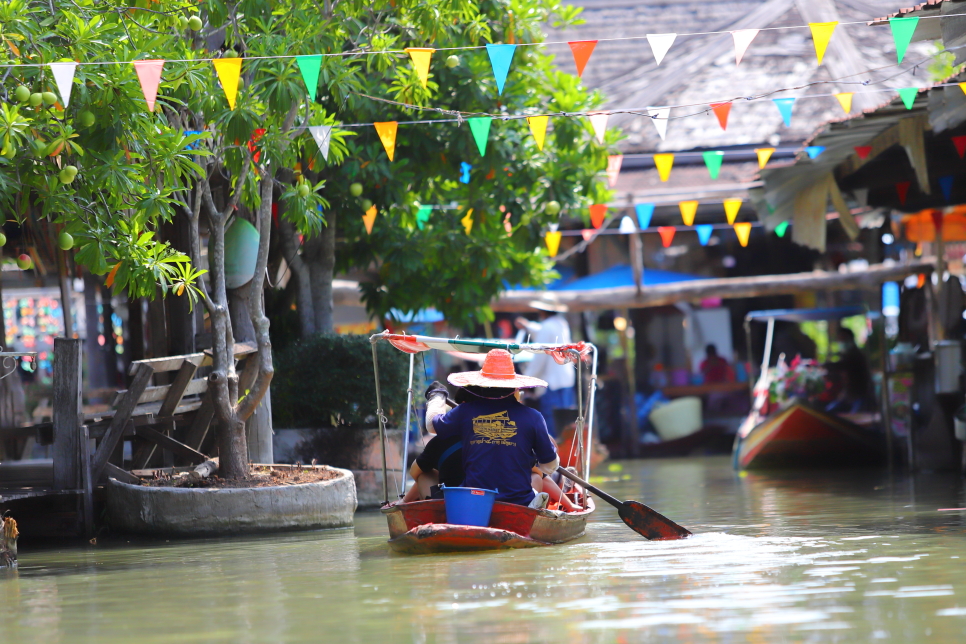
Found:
<box><xmin>835</xmin><ymin>92</ymin><xmax>853</xmax><ymax>114</ymax></box>
<box><xmin>809</xmin><ymin>22</ymin><xmax>837</xmax><ymax>65</ymax></box>
<box><xmin>755</xmin><ymin>147</ymin><xmax>774</xmax><ymax>169</ymax></box>
<box><xmin>212</xmin><ymin>58</ymin><xmax>243</xmax><ymax>110</ymax></box>
<box><xmin>653</xmin><ymin>153</ymin><xmax>674</xmax><ymax>182</ymax></box>
<box><xmin>734</xmin><ymin>222</ymin><xmax>752</xmax><ymax>247</ymax></box>
<box><xmin>405</xmin><ymin>48</ymin><xmax>435</xmax><ymax>89</ymax></box>
<box><xmin>527</xmin><ymin>116</ymin><xmax>549</xmax><ymax>151</ymax></box>
<box><xmin>462</xmin><ymin>208</ymin><xmax>475</xmax><ymax>234</ymax></box>
<box><xmin>959</xmin><ymin>82</ymin><xmax>966</xmax><ymax>96</ymax></box>
<box><xmin>678</xmin><ymin>200</ymin><xmax>698</xmax><ymax>226</ymax></box>
<box><xmin>363</xmin><ymin>205</ymin><xmax>378</xmax><ymax>235</ymax></box>
<box><xmin>545</xmin><ymin>231</ymin><xmax>562</xmax><ymax>257</ymax></box>
<box><xmin>374</xmin><ymin>121</ymin><xmax>398</xmax><ymax>161</ymax></box>
<box><xmin>724</xmin><ymin>198</ymin><xmax>742</xmax><ymax>224</ymax></box>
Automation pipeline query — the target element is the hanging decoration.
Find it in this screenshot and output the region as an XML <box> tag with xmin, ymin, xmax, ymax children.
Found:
<box><xmin>133</xmin><ymin>59</ymin><xmax>164</xmax><ymax>112</ymax></box>
<box><xmin>50</xmin><ymin>61</ymin><xmax>77</xmax><ymax>108</ymax></box>
<box><xmin>755</xmin><ymin>148</ymin><xmax>774</xmax><ymax>169</ymax></box>
<box><xmin>889</xmin><ymin>16</ymin><xmax>919</xmax><ymax>64</ymax></box>
<box><xmin>734</xmin><ymin>222</ymin><xmax>752</xmax><ymax>247</ymax></box>
<box><xmin>658</xmin><ymin>226</ymin><xmax>676</xmax><ymax>247</ymax></box>
<box><xmin>648</xmin><ymin>107</ymin><xmax>670</xmax><ymax>140</ymax></box>
<box><xmin>212</xmin><ymin>57</ymin><xmax>242</xmax><ymax>110</ymax></box>
<box><xmin>940</xmin><ymin>175</ymin><xmax>954</xmax><ymax>202</ymax></box>
<box><xmin>809</xmin><ymin>22</ymin><xmax>837</xmax><ymax>65</ymax></box>
<box><xmin>581</xmin><ymin>229</ymin><xmax>595</xmax><ymax>242</ymax></box>
<box><xmin>775</xmin><ymin>220</ymin><xmax>790</xmax><ymax>237</ymax></box>
<box><xmin>696</xmin><ymin>224</ymin><xmax>713</xmax><ymax>246</ymax></box>
<box><xmin>710</xmin><ymin>102</ymin><xmax>731</xmax><ymax>131</ymax></box>
<box><xmin>723</xmin><ymin>198</ymin><xmax>742</xmax><ymax>224</ymax></box>
<box><xmin>363</xmin><ymin>205</ymin><xmax>378</xmax><ymax>234</ymax></box>
<box><xmin>635</xmin><ymin>203</ymin><xmax>654</xmax><ymax>229</ymax></box>
<box><xmin>654</xmin><ymin>153</ymin><xmax>674</xmax><ymax>182</ymax></box>
<box><xmin>460</xmin><ymin>162</ymin><xmax>472</xmax><ymax>184</ymax></box>
<box><xmin>679</xmin><ymin>200</ymin><xmax>698</xmax><ymax>226</ymax></box>
<box><xmin>589</xmin><ymin>112</ymin><xmax>609</xmax><ymax>144</ymax></box>
<box><xmin>374</xmin><ymin>121</ymin><xmax>398</xmax><ymax>161</ymax></box>
<box><xmin>486</xmin><ymin>44</ymin><xmax>517</xmax><ymax>95</ymax></box>
<box><xmin>467</xmin><ymin>117</ymin><xmax>492</xmax><ymax>156</ymax></box>
<box><xmin>835</xmin><ymin>92</ymin><xmax>853</xmax><ymax>114</ymax></box>
<box><xmin>503</xmin><ymin>211</ymin><xmax>513</xmax><ymax>236</ymax></box>
<box><xmin>953</xmin><ymin>135</ymin><xmax>966</xmax><ymax>159</ymax></box>
<box><xmin>854</xmin><ymin>145</ymin><xmax>872</xmax><ymax>160</ymax></box>
<box><xmin>896</xmin><ymin>181</ymin><xmax>911</xmax><ymax>205</ymax></box>
<box><xmin>703</xmin><ymin>151</ymin><xmax>724</xmax><ymax>180</ymax></box>
<box><xmin>416</xmin><ymin>205</ymin><xmax>432</xmax><ymax>230</ymax></box>
<box><xmin>527</xmin><ymin>115</ymin><xmax>549</xmax><ymax>151</ymax></box>
<box><xmin>461</xmin><ymin>208</ymin><xmax>474</xmax><ymax>234</ymax></box>
<box><xmin>732</xmin><ymin>29</ymin><xmax>759</xmax><ymax>65</ymax></box>
<box><xmin>308</xmin><ymin>125</ymin><xmax>332</xmax><ymax>160</ymax></box>
<box><xmin>296</xmin><ymin>54</ymin><xmax>322</xmax><ymax>100</ymax></box>
<box><xmin>545</xmin><ymin>230</ymin><xmax>562</xmax><ymax>257</ymax></box>
<box><xmin>773</xmin><ymin>98</ymin><xmax>795</xmax><ymax>127</ymax></box>
<box><xmin>405</xmin><ymin>48</ymin><xmax>435</xmax><ymax>88</ymax></box>
<box><xmin>805</xmin><ymin>146</ymin><xmax>825</xmax><ymax>159</ymax></box>
<box><xmin>589</xmin><ymin>204</ymin><xmax>608</xmax><ymax>229</ymax></box>
<box><xmin>606</xmin><ymin>155</ymin><xmax>623</xmax><ymax>187</ymax></box>
<box><xmin>568</xmin><ymin>40</ymin><xmax>598</xmax><ymax>77</ymax></box>
<box><xmin>898</xmin><ymin>87</ymin><xmax>918</xmax><ymax>110</ymax></box>
<box><xmin>619</xmin><ymin>216</ymin><xmax>637</xmax><ymax>234</ymax></box>
<box><xmin>646</xmin><ymin>33</ymin><xmax>676</xmax><ymax>65</ymax></box>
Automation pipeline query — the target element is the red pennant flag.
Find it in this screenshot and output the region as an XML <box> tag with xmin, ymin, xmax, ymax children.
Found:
<box><xmin>133</xmin><ymin>59</ymin><xmax>165</xmax><ymax>112</ymax></box>
<box><xmin>581</xmin><ymin>229</ymin><xmax>594</xmax><ymax>242</ymax></box>
<box><xmin>710</xmin><ymin>102</ymin><xmax>731</xmax><ymax>131</ymax></box>
<box><xmin>953</xmin><ymin>136</ymin><xmax>966</xmax><ymax>159</ymax></box>
<box><xmin>854</xmin><ymin>146</ymin><xmax>872</xmax><ymax>160</ymax></box>
<box><xmin>658</xmin><ymin>226</ymin><xmax>676</xmax><ymax>247</ymax></box>
<box><xmin>568</xmin><ymin>40</ymin><xmax>598</xmax><ymax>78</ymax></box>
<box><xmin>931</xmin><ymin>210</ymin><xmax>944</xmax><ymax>236</ymax></box>
<box><xmin>589</xmin><ymin>204</ymin><xmax>607</xmax><ymax>229</ymax></box>
<box><xmin>896</xmin><ymin>181</ymin><xmax>911</xmax><ymax>205</ymax></box>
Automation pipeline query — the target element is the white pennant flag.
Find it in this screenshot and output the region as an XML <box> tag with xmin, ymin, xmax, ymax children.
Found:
<box><xmin>308</xmin><ymin>125</ymin><xmax>332</xmax><ymax>161</ymax></box>
<box><xmin>588</xmin><ymin>112</ymin><xmax>609</xmax><ymax>144</ymax></box>
<box><xmin>49</xmin><ymin>62</ymin><xmax>77</xmax><ymax>108</ymax></box>
<box><xmin>648</xmin><ymin>107</ymin><xmax>670</xmax><ymax>140</ymax></box>
<box><xmin>619</xmin><ymin>216</ymin><xmax>637</xmax><ymax>234</ymax></box>
<box><xmin>646</xmin><ymin>33</ymin><xmax>677</xmax><ymax>66</ymax></box>
<box><xmin>731</xmin><ymin>29</ymin><xmax>759</xmax><ymax>65</ymax></box>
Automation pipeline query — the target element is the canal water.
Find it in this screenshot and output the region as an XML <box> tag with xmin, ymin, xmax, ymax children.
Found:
<box><xmin>2</xmin><ymin>456</ymin><xmax>966</xmax><ymax>642</ymax></box>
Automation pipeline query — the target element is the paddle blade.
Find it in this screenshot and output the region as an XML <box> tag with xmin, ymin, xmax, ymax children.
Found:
<box><xmin>618</xmin><ymin>501</ymin><xmax>692</xmax><ymax>540</ymax></box>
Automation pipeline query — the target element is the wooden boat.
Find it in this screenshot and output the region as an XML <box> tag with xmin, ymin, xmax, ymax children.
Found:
<box><xmin>639</xmin><ymin>424</ymin><xmax>733</xmax><ymax>458</ymax></box>
<box><xmin>381</xmin><ymin>497</ymin><xmax>595</xmax><ymax>555</ymax></box>
<box><xmin>733</xmin><ymin>401</ymin><xmax>885</xmax><ymax>470</ymax></box>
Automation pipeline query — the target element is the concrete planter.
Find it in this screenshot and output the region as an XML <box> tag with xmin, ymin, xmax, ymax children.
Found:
<box><xmin>104</xmin><ymin>466</ymin><xmax>357</xmax><ymax>536</ymax></box>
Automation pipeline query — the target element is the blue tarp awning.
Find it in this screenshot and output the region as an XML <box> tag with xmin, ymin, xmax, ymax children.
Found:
<box><xmin>550</xmin><ymin>264</ymin><xmax>704</xmax><ymax>291</ymax></box>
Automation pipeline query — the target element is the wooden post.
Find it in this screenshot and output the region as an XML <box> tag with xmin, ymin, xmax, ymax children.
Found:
<box><xmin>79</xmin><ymin>425</ymin><xmax>94</xmax><ymax>538</ymax></box>
<box><xmin>57</xmin><ymin>250</ymin><xmax>74</xmax><ymax>337</ymax></box>
<box><xmin>52</xmin><ymin>338</ymin><xmax>82</xmax><ymax>490</ymax></box>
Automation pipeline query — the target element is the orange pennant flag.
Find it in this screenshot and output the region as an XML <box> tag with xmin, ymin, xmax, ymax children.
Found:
<box><xmin>461</xmin><ymin>208</ymin><xmax>474</xmax><ymax>234</ymax></box>
<box><xmin>724</xmin><ymin>198</ymin><xmax>742</xmax><ymax>224</ymax></box>
<box><xmin>568</xmin><ymin>40</ymin><xmax>598</xmax><ymax>77</ymax></box>
<box><xmin>363</xmin><ymin>205</ymin><xmax>378</xmax><ymax>234</ymax></box>
<box><xmin>835</xmin><ymin>92</ymin><xmax>853</xmax><ymax>114</ymax></box>
<box><xmin>809</xmin><ymin>22</ymin><xmax>838</xmax><ymax>65</ymax></box>
<box><xmin>374</xmin><ymin>121</ymin><xmax>398</xmax><ymax>161</ymax></box>
<box><xmin>658</xmin><ymin>226</ymin><xmax>676</xmax><ymax>247</ymax></box>
<box><xmin>710</xmin><ymin>102</ymin><xmax>731</xmax><ymax>131</ymax></box>
<box><xmin>133</xmin><ymin>59</ymin><xmax>164</xmax><ymax>112</ymax></box>
<box><xmin>678</xmin><ymin>200</ymin><xmax>698</xmax><ymax>226</ymax></box>
<box><xmin>606</xmin><ymin>154</ymin><xmax>623</xmax><ymax>187</ymax></box>
<box><xmin>653</xmin><ymin>153</ymin><xmax>674</xmax><ymax>182</ymax></box>
<box><xmin>589</xmin><ymin>204</ymin><xmax>607</xmax><ymax>229</ymax></box>
<box><xmin>755</xmin><ymin>147</ymin><xmax>774</xmax><ymax>169</ymax></box>
<box><xmin>212</xmin><ymin>58</ymin><xmax>242</xmax><ymax>110</ymax></box>
<box><xmin>545</xmin><ymin>231</ymin><xmax>562</xmax><ymax>257</ymax></box>
<box><xmin>734</xmin><ymin>222</ymin><xmax>752</xmax><ymax>247</ymax></box>
<box><xmin>581</xmin><ymin>229</ymin><xmax>595</xmax><ymax>242</ymax></box>
<box><xmin>405</xmin><ymin>48</ymin><xmax>435</xmax><ymax>89</ymax></box>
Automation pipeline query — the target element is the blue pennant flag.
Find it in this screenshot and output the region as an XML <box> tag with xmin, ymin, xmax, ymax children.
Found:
<box><xmin>635</xmin><ymin>203</ymin><xmax>655</xmax><ymax>229</ymax></box>
<box><xmin>460</xmin><ymin>162</ymin><xmax>472</xmax><ymax>184</ymax></box>
<box><xmin>940</xmin><ymin>175</ymin><xmax>954</xmax><ymax>202</ymax></box>
<box><xmin>696</xmin><ymin>224</ymin><xmax>713</xmax><ymax>246</ymax></box>
<box><xmin>486</xmin><ymin>44</ymin><xmax>517</xmax><ymax>95</ymax></box>
<box><xmin>773</xmin><ymin>98</ymin><xmax>795</xmax><ymax>127</ymax></box>
<box><xmin>805</xmin><ymin>146</ymin><xmax>825</xmax><ymax>159</ymax></box>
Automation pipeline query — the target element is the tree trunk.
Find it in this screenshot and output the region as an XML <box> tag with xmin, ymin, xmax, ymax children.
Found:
<box><xmin>228</xmin><ymin>282</ymin><xmax>273</xmax><ymax>464</ymax></box>
<box><xmin>278</xmin><ymin>218</ymin><xmax>315</xmax><ymax>337</ymax></box>
<box><xmin>305</xmin><ymin>210</ymin><xmax>336</xmax><ymax>334</ymax></box>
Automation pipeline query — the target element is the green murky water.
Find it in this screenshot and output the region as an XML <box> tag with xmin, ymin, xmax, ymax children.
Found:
<box><xmin>2</xmin><ymin>456</ymin><xmax>966</xmax><ymax>642</ymax></box>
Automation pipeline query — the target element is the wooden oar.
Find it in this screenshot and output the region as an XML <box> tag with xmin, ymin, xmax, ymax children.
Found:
<box><xmin>556</xmin><ymin>467</ymin><xmax>692</xmax><ymax>541</ymax></box>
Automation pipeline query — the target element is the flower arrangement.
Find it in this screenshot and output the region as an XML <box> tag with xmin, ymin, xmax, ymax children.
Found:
<box><xmin>767</xmin><ymin>355</ymin><xmax>826</xmax><ymax>407</ymax></box>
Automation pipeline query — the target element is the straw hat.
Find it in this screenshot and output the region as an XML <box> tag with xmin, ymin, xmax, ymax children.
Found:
<box><xmin>447</xmin><ymin>349</ymin><xmax>548</xmax><ymax>389</ymax></box>
<box><xmin>528</xmin><ymin>300</ymin><xmax>568</xmax><ymax>313</ymax></box>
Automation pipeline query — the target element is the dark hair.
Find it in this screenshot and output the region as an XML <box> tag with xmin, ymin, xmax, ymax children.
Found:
<box><xmin>705</xmin><ymin>343</ymin><xmax>718</xmax><ymax>357</ymax></box>
<box><xmin>455</xmin><ymin>385</ymin><xmax>515</xmax><ymax>403</ymax></box>
<box><xmin>838</xmin><ymin>327</ymin><xmax>855</xmax><ymax>342</ymax></box>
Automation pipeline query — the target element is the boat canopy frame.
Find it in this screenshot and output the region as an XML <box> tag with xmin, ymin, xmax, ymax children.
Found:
<box><xmin>369</xmin><ymin>331</ymin><xmax>599</xmax><ymax>506</ymax></box>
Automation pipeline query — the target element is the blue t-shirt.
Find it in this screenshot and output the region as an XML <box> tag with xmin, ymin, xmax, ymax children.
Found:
<box><xmin>431</xmin><ymin>396</ymin><xmax>557</xmax><ymax>506</ymax></box>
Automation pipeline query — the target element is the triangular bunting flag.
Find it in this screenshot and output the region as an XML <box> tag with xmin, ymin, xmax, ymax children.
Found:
<box><xmin>953</xmin><ymin>136</ymin><xmax>966</xmax><ymax>159</ymax></box>
<box><xmin>809</xmin><ymin>22</ymin><xmax>837</xmax><ymax>65</ymax></box>
<box><xmin>212</xmin><ymin>58</ymin><xmax>242</xmax><ymax>110</ymax></box>
<box><xmin>755</xmin><ymin>148</ymin><xmax>774</xmax><ymax>169</ymax></box>
<box><xmin>805</xmin><ymin>146</ymin><xmax>825</xmax><ymax>159</ymax></box>
<box><xmin>646</xmin><ymin>33</ymin><xmax>677</xmax><ymax>65</ymax></box>
<box><xmin>619</xmin><ymin>216</ymin><xmax>636</xmax><ymax>234</ymax></box>
<box><xmin>835</xmin><ymin>92</ymin><xmax>853</xmax><ymax>114</ymax></box>
<box><xmin>775</xmin><ymin>221</ymin><xmax>789</xmax><ymax>238</ymax></box>
<box><xmin>889</xmin><ymin>17</ymin><xmax>919</xmax><ymax>64</ymax></box>
<box><xmin>940</xmin><ymin>175</ymin><xmax>954</xmax><ymax>202</ymax></box>
<box><xmin>898</xmin><ymin>87</ymin><xmax>918</xmax><ymax>110</ymax></box>
<box><xmin>896</xmin><ymin>181</ymin><xmax>911</xmax><ymax>205</ymax></box>
<box><xmin>724</xmin><ymin>198</ymin><xmax>742</xmax><ymax>224</ymax></box>
<box><xmin>654</xmin><ymin>153</ymin><xmax>674</xmax><ymax>182</ymax></box>
<box><xmin>485</xmin><ymin>44</ymin><xmax>517</xmax><ymax>95</ymax></box>
<box><xmin>363</xmin><ymin>205</ymin><xmax>378</xmax><ymax>235</ymax></box>
<box><xmin>405</xmin><ymin>48</ymin><xmax>435</xmax><ymax>88</ymax></box>
<box><xmin>773</xmin><ymin>98</ymin><xmax>795</xmax><ymax>127</ymax></box>
<box><xmin>703</xmin><ymin>151</ymin><xmax>724</xmax><ymax>180</ymax></box>
<box><xmin>635</xmin><ymin>203</ymin><xmax>654</xmax><ymax>229</ymax></box>
<box><xmin>49</xmin><ymin>61</ymin><xmax>77</xmax><ymax>108</ymax></box>
<box><xmin>568</xmin><ymin>40</ymin><xmax>597</xmax><ymax>77</ymax></box>
<box><xmin>308</xmin><ymin>125</ymin><xmax>332</xmax><ymax>160</ymax></box>
<box><xmin>589</xmin><ymin>112</ymin><xmax>609</xmax><ymax>144</ymax></box>
<box><xmin>467</xmin><ymin>117</ymin><xmax>492</xmax><ymax>156</ymax></box>
<box><xmin>960</xmin><ymin>82</ymin><xmax>966</xmax><ymax>96</ymax></box>
<box><xmin>679</xmin><ymin>200</ymin><xmax>698</xmax><ymax>226</ymax></box>
<box><xmin>696</xmin><ymin>224</ymin><xmax>713</xmax><ymax>246</ymax></box>
<box><xmin>589</xmin><ymin>204</ymin><xmax>607</xmax><ymax>229</ymax></box>
<box><xmin>855</xmin><ymin>145</ymin><xmax>872</xmax><ymax>160</ymax></box>
<box><xmin>734</xmin><ymin>222</ymin><xmax>752</xmax><ymax>247</ymax></box>
<box><xmin>710</xmin><ymin>102</ymin><xmax>731</xmax><ymax>131</ymax></box>
<box><xmin>606</xmin><ymin>155</ymin><xmax>623</xmax><ymax>187</ymax></box>
<box><xmin>133</xmin><ymin>59</ymin><xmax>164</xmax><ymax>112</ymax></box>
<box><xmin>416</xmin><ymin>205</ymin><xmax>432</xmax><ymax>230</ymax></box>
<box><xmin>527</xmin><ymin>115</ymin><xmax>549</xmax><ymax>151</ymax></box>
<box><xmin>296</xmin><ymin>55</ymin><xmax>322</xmax><ymax>101</ymax></box>
<box><xmin>581</xmin><ymin>229</ymin><xmax>594</xmax><ymax>242</ymax></box>
<box><xmin>658</xmin><ymin>226</ymin><xmax>676</xmax><ymax>248</ymax></box>
<box><xmin>732</xmin><ymin>29</ymin><xmax>758</xmax><ymax>65</ymax></box>
<box><xmin>461</xmin><ymin>208</ymin><xmax>474</xmax><ymax>234</ymax></box>
<box><xmin>460</xmin><ymin>162</ymin><xmax>472</xmax><ymax>184</ymax></box>
<box><xmin>545</xmin><ymin>231</ymin><xmax>562</xmax><ymax>257</ymax></box>
<box><xmin>648</xmin><ymin>107</ymin><xmax>670</xmax><ymax>140</ymax></box>
<box><xmin>374</xmin><ymin>121</ymin><xmax>398</xmax><ymax>161</ymax></box>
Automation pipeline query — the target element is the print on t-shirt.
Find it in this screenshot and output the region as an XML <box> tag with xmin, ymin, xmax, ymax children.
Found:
<box><xmin>472</xmin><ymin>411</ymin><xmax>517</xmax><ymax>446</ymax></box>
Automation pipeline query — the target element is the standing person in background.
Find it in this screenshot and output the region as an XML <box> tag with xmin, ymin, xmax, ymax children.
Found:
<box><xmin>700</xmin><ymin>344</ymin><xmax>735</xmax><ymax>383</ymax></box>
<box><xmin>514</xmin><ymin>301</ymin><xmax>576</xmax><ymax>435</ymax></box>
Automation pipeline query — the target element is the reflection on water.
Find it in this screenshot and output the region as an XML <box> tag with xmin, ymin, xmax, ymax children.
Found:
<box><xmin>1</xmin><ymin>456</ymin><xmax>965</xmax><ymax>642</ymax></box>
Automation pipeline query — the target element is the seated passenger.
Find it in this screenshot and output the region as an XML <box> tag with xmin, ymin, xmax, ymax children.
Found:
<box><xmin>424</xmin><ymin>349</ymin><xmax>559</xmax><ymax>507</ymax></box>
<box><xmin>531</xmin><ymin>466</ymin><xmax>578</xmax><ymax>511</ymax></box>
<box><xmin>402</xmin><ymin>433</ymin><xmax>462</xmax><ymax>502</ymax></box>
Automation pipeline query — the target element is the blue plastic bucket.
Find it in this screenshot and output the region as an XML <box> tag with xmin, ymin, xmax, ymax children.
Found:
<box><xmin>442</xmin><ymin>486</ymin><xmax>498</xmax><ymax>527</ymax></box>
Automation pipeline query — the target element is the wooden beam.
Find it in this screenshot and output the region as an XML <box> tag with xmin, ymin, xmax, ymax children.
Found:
<box><xmin>103</xmin><ymin>461</ymin><xmax>140</xmax><ymax>485</ymax></box>
<box><xmin>133</xmin><ymin>426</ymin><xmax>207</xmax><ymax>464</ymax></box>
<box><xmin>157</xmin><ymin>361</ymin><xmax>200</xmax><ymax>417</ymax></box>
<box><xmin>52</xmin><ymin>338</ymin><xmax>82</xmax><ymax>491</ymax></box>
<box><xmin>91</xmin><ymin>362</ymin><xmax>154</xmax><ymax>482</ymax></box>
<box><xmin>111</xmin><ymin>378</ymin><xmax>207</xmax><ymax>407</ymax></box>
<box><xmin>127</xmin><ymin>353</ymin><xmax>203</xmax><ymax>376</ymax></box>
<box><xmin>184</xmin><ymin>390</ymin><xmax>216</xmax><ymax>451</ymax></box>
<box><xmin>79</xmin><ymin>425</ymin><xmax>94</xmax><ymax>538</ymax></box>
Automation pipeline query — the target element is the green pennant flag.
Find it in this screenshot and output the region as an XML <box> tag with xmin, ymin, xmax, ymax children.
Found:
<box><xmin>467</xmin><ymin>117</ymin><xmax>492</xmax><ymax>157</ymax></box>
<box><xmin>889</xmin><ymin>17</ymin><xmax>919</xmax><ymax>64</ymax></box>
<box><xmin>296</xmin><ymin>55</ymin><xmax>322</xmax><ymax>101</ymax></box>
<box><xmin>898</xmin><ymin>87</ymin><xmax>918</xmax><ymax>110</ymax></box>
<box><xmin>702</xmin><ymin>150</ymin><xmax>724</xmax><ymax>180</ymax></box>
<box><xmin>416</xmin><ymin>205</ymin><xmax>432</xmax><ymax>230</ymax></box>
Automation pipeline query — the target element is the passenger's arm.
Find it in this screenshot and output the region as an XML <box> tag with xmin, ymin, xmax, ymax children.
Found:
<box><xmin>409</xmin><ymin>460</ymin><xmax>424</xmax><ymax>479</ymax></box>
<box><xmin>532</xmin><ymin>411</ymin><xmax>559</xmax><ymax>475</ymax></box>
<box><xmin>537</xmin><ymin>455</ymin><xmax>560</xmax><ymax>476</ymax></box>
<box><xmin>424</xmin><ymin>381</ymin><xmax>450</xmax><ymax>435</ymax></box>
